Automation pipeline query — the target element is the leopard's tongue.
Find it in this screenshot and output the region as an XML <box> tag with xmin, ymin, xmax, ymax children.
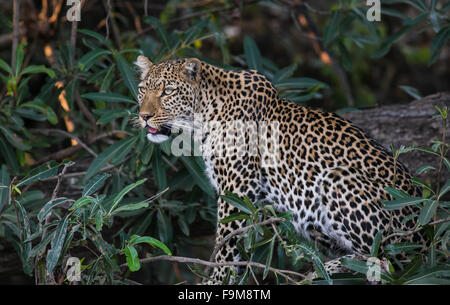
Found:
<box><xmin>148</xmin><ymin>126</ymin><xmax>158</xmax><ymax>134</ymax></box>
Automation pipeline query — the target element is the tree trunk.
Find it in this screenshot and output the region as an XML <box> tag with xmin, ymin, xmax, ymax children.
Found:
<box><xmin>339</xmin><ymin>92</ymin><xmax>450</xmax><ymax>188</ymax></box>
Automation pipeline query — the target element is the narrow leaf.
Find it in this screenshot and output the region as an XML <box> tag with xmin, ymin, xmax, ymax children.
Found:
<box><xmin>46</xmin><ymin>215</ymin><xmax>69</xmax><ymax>274</ymax></box>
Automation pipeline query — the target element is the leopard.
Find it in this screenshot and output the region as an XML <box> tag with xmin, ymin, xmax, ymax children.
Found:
<box><xmin>134</xmin><ymin>55</ymin><xmax>427</xmax><ymax>284</ymax></box>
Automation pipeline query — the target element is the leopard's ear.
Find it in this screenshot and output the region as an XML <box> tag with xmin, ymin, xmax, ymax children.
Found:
<box><xmin>181</xmin><ymin>58</ymin><xmax>201</xmax><ymax>83</ymax></box>
<box><xmin>135</xmin><ymin>55</ymin><xmax>153</xmax><ymax>80</ymax></box>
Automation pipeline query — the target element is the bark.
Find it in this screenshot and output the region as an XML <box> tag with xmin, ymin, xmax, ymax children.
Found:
<box><xmin>339</xmin><ymin>92</ymin><xmax>450</xmax><ymax>187</ymax></box>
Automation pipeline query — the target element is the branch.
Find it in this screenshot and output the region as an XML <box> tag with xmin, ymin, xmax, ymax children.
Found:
<box><xmin>120</xmin><ymin>255</ymin><xmax>305</xmax><ymax>284</ymax></box>
<box><xmin>383</xmin><ymin>217</ymin><xmax>450</xmax><ymax>243</ymax></box>
<box><xmin>31</xmin><ymin>128</ymin><xmax>98</xmax><ymax>158</ymax></box>
<box><xmin>33</xmin><ymin>130</ymin><xmax>132</xmax><ymax>165</ymax></box>
<box><xmin>51</xmin><ymin>161</ymin><xmax>73</xmax><ymax>201</ymax></box>
<box><xmin>74</xmin><ymin>90</ymin><xmax>98</xmax><ymax>136</ymax></box>
<box><xmin>41</xmin><ymin>156</ymin><xmax>132</xmax><ymax>181</ymax></box>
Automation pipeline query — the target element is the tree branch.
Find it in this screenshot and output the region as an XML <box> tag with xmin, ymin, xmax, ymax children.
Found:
<box><xmin>120</xmin><ymin>255</ymin><xmax>305</xmax><ymax>284</ymax></box>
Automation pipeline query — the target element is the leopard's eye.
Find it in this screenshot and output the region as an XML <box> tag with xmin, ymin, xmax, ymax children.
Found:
<box><xmin>163</xmin><ymin>87</ymin><xmax>176</xmax><ymax>95</ymax></box>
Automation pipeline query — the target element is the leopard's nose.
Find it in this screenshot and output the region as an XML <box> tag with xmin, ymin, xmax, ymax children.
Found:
<box><xmin>140</xmin><ymin>113</ymin><xmax>153</xmax><ymax>121</ymax></box>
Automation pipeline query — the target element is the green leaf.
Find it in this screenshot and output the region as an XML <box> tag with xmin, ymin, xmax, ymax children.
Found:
<box><xmin>380</xmin><ymin>8</ymin><xmax>409</xmax><ymax>19</ymax></box>
<box><xmin>341</xmin><ymin>257</ymin><xmax>369</xmax><ymax>274</ymax></box>
<box><xmin>438</xmin><ymin>179</ymin><xmax>450</xmax><ymax>199</ymax></box>
<box><xmin>37</xmin><ymin>198</ymin><xmax>71</xmax><ymax>222</ymax></box>
<box><xmin>220</xmin><ymin>212</ymin><xmax>251</xmax><ymax>224</ymax></box>
<box><xmin>341</xmin><ymin>256</ymin><xmax>395</xmax><ymax>282</ymax></box>
<box><xmin>383</xmin><ymin>197</ymin><xmax>429</xmax><ymax>210</ymax></box>
<box><xmin>272</xmin><ymin>64</ymin><xmax>297</xmax><ymax>83</ymax></box>
<box><xmin>20</xmin><ymin>65</ymin><xmax>55</xmax><ymax>78</ymax></box>
<box><xmin>429</xmin><ymin>26</ymin><xmax>450</xmax><ymax>65</ymax></box>
<box><xmin>384</xmin><ymin>242</ymin><xmax>423</xmax><ymax>255</ymax></box>
<box><xmin>152</xmin><ymin>147</ymin><xmax>167</xmax><ymax>191</ymax></box>
<box><xmin>274</xmin><ymin>77</ymin><xmax>328</xmax><ymax>89</ymax></box>
<box><xmin>14</xmin><ymin>42</ymin><xmax>25</xmax><ymax>76</ymax></box>
<box><xmin>114</xmin><ymin>53</ymin><xmax>138</xmax><ymax>100</ymax></box>
<box><xmin>108</xmin><ymin>178</ymin><xmax>147</xmax><ymax>214</ymax></box>
<box><xmin>21</xmin><ymin>101</ymin><xmax>58</xmax><ymax>125</ymax></box>
<box><xmin>129</xmin><ymin>235</ymin><xmax>172</xmax><ymax>255</ymax></box>
<box><xmin>183</xmin><ymin>19</ymin><xmax>208</xmax><ymax>43</ymax></box>
<box><xmin>78</xmin><ymin>49</ymin><xmax>111</xmax><ymax>71</ymax></box>
<box><xmin>398</xmin><ymin>256</ymin><xmax>422</xmax><ymax>281</ymax></box>
<box><xmin>95</xmin><ymin>210</ymin><xmax>104</xmax><ymax>231</ymax></box>
<box><xmin>16</xmin><ymin>161</ymin><xmax>61</xmax><ymax>188</ymax></box>
<box><xmin>69</xmin><ymin>196</ymin><xmax>95</xmax><ymax>211</ymax></box>
<box><xmin>82</xmin><ymin>92</ymin><xmax>136</xmax><ymax>104</ymax></box>
<box><xmin>84</xmin><ymin>136</ymin><xmax>137</xmax><ymax>181</ymax></box>
<box><xmin>417</xmin><ymin>200</ymin><xmax>439</xmax><ymax>225</ymax></box>
<box><xmin>0</xmin><ymin>58</ymin><xmax>12</xmax><ymax>74</ymax></box>
<box><xmin>403</xmin><ymin>267</ymin><xmax>450</xmax><ymax>284</ymax></box>
<box><xmin>371</xmin><ymin>15</ymin><xmax>426</xmax><ymax>59</ymax></box>
<box><xmin>141</xmin><ymin>142</ymin><xmax>154</xmax><ymax>165</ymax></box>
<box><xmin>78</xmin><ymin>29</ymin><xmax>112</xmax><ymax>48</ymax></box>
<box><xmin>177</xmin><ymin>217</ymin><xmax>190</xmax><ymax>236</ymax></box>
<box><xmin>157</xmin><ymin>209</ymin><xmax>172</xmax><ymax>244</ymax></box>
<box><xmin>263</xmin><ymin>236</ymin><xmax>276</xmax><ymax>279</ymax></box>
<box><xmin>220</xmin><ymin>193</ymin><xmax>252</xmax><ymax>214</ymax></box>
<box><xmin>144</xmin><ymin>16</ymin><xmax>170</xmax><ymax>51</ymax></box>
<box><xmin>324</xmin><ymin>9</ymin><xmax>341</xmax><ymax>46</ymax></box>
<box><xmin>371</xmin><ymin>229</ymin><xmax>384</xmax><ymax>257</ymax></box>
<box><xmin>415</xmin><ymin>165</ymin><xmax>435</xmax><ymax>175</ymax></box>
<box><xmin>243</xmin><ymin>35</ymin><xmax>263</xmax><ymax>73</ymax></box>
<box><xmin>0</xmin><ymin>136</ymin><xmax>20</xmax><ymax>175</ymax></box>
<box><xmin>384</xmin><ymin>187</ymin><xmax>411</xmax><ymax>199</ymax></box>
<box><xmin>112</xmin><ymin>201</ymin><xmax>149</xmax><ymax>214</ymax></box>
<box><xmin>15</xmin><ymin>199</ymin><xmax>32</xmax><ymax>274</ymax></box>
<box><xmin>180</xmin><ymin>156</ymin><xmax>215</xmax><ymax>198</ymax></box>
<box><xmin>46</xmin><ymin>215</ymin><xmax>69</xmax><ymax>274</ymax></box>
<box><xmin>95</xmin><ymin>109</ymin><xmax>131</xmax><ymax>124</ymax></box>
<box><xmin>0</xmin><ymin>164</ymin><xmax>10</xmax><ymax>213</ymax></box>
<box><xmin>398</xmin><ymin>85</ymin><xmax>421</xmax><ymax>100</ymax></box>
<box><xmin>124</xmin><ymin>245</ymin><xmax>140</xmax><ymax>272</ymax></box>
<box><xmin>30</xmin><ymin>231</ymin><xmax>56</xmax><ymax>258</ymax></box>
<box><xmin>82</xmin><ymin>173</ymin><xmax>111</xmax><ymax>196</ymax></box>
<box><xmin>0</xmin><ymin>125</ymin><xmax>30</xmax><ymax>151</ymax></box>
<box><xmin>242</xmin><ymin>195</ymin><xmax>257</xmax><ymax>213</ymax></box>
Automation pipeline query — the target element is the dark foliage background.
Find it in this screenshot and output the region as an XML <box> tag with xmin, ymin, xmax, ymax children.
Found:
<box><xmin>0</xmin><ymin>0</ymin><xmax>449</xmax><ymax>285</ymax></box>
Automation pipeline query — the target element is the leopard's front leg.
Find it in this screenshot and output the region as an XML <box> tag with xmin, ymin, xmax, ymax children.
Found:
<box><xmin>203</xmin><ymin>156</ymin><xmax>262</xmax><ymax>284</ymax></box>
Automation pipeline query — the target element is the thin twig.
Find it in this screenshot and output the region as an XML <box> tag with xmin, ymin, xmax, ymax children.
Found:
<box><xmin>31</xmin><ymin>128</ymin><xmax>98</xmax><ymax>158</ymax></box>
<box><xmin>51</xmin><ymin>161</ymin><xmax>73</xmax><ymax>201</ymax></box>
<box><xmin>34</xmin><ymin>130</ymin><xmax>132</xmax><ymax>165</ymax></box>
<box><xmin>41</xmin><ymin>156</ymin><xmax>132</xmax><ymax>181</ymax></box>
<box><xmin>383</xmin><ymin>217</ymin><xmax>450</xmax><ymax>243</ymax></box>
<box><xmin>74</xmin><ymin>90</ymin><xmax>99</xmax><ymax>136</ymax></box>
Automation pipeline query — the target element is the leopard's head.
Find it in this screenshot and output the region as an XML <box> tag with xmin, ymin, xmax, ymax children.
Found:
<box><xmin>135</xmin><ymin>56</ymin><xmax>202</xmax><ymax>143</ymax></box>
